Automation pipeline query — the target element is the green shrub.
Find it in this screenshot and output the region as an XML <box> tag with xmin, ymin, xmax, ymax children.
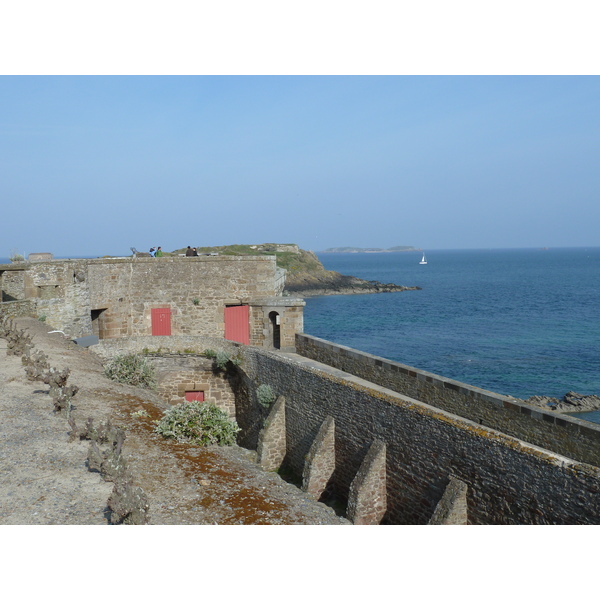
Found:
<box><xmin>256</xmin><ymin>384</ymin><xmax>276</xmax><ymax>408</ymax></box>
<box><xmin>213</xmin><ymin>350</ymin><xmax>242</xmax><ymax>371</ymax></box>
<box><xmin>104</xmin><ymin>353</ymin><xmax>157</xmax><ymax>389</ymax></box>
<box><xmin>214</xmin><ymin>350</ymin><xmax>231</xmax><ymax>370</ymax></box>
<box><xmin>154</xmin><ymin>402</ymin><xmax>240</xmax><ymax>446</ymax></box>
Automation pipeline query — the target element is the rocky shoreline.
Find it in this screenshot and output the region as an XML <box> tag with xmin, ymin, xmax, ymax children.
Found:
<box><xmin>523</xmin><ymin>391</ymin><xmax>600</xmax><ymax>413</ymax></box>
<box><xmin>276</xmin><ymin>247</ymin><xmax>420</xmax><ymax>297</ymax></box>
<box><xmin>283</xmin><ymin>257</ymin><xmax>421</xmax><ymax>297</ymax></box>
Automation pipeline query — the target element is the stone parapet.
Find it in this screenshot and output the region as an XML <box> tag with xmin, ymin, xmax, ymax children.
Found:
<box><xmin>92</xmin><ymin>335</ymin><xmax>240</xmax><ymax>359</ymax></box>
<box><xmin>296</xmin><ymin>334</ymin><xmax>600</xmax><ymax>468</ymax></box>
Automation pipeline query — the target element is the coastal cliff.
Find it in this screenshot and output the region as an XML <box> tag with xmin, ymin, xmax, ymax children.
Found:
<box><xmin>282</xmin><ymin>249</ymin><xmax>420</xmax><ymax>297</ymax></box>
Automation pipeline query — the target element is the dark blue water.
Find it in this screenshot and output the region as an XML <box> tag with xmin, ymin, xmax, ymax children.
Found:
<box><xmin>305</xmin><ymin>248</ymin><xmax>600</xmax><ymax>423</ymax></box>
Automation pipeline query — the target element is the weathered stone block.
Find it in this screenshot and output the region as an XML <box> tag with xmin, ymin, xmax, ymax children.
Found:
<box><xmin>347</xmin><ymin>439</ymin><xmax>387</xmax><ymax>525</ymax></box>
<box><xmin>428</xmin><ymin>476</ymin><xmax>468</xmax><ymax>525</ymax></box>
<box><xmin>302</xmin><ymin>415</ymin><xmax>335</xmax><ymax>500</ymax></box>
<box><xmin>257</xmin><ymin>396</ymin><xmax>286</xmax><ymax>471</ymax></box>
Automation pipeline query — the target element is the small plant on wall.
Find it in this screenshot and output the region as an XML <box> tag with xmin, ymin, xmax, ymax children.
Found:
<box><xmin>213</xmin><ymin>350</ymin><xmax>242</xmax><ymax>371</ymax></box>
<box><xmin>154</xmin><ymin>402</ymin><xmax>240</xmax><ymax>446</ymax></box>
<box><xmin>256</xmin><ymin>384</ymin><xmax>276</xmax><ymax>408</ymax></box>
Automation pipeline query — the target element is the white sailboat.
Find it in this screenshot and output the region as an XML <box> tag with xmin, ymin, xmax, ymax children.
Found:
<box><xmin>419</xmin><ymin>252</ymin><xmax>427</xmax><ymax>265</ymax></box>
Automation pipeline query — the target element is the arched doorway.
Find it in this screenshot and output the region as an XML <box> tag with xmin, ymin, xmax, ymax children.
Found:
<box><xmin>269</xmin><ymin>311</ymin><xmax>281</xmax><ymax>349</ymax></box>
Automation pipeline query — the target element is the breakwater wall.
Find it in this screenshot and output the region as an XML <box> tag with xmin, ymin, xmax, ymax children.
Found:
<box><xmin>296</xmin><ymin>334</ymin><xmax>600</xmax><ymax>468</ymax></box>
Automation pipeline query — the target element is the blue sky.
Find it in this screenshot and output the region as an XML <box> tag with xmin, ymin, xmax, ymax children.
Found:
<box><xmin>2</xmin><ymin>75</ymin><xmax>599</xmax><ymax>257</ymax></box>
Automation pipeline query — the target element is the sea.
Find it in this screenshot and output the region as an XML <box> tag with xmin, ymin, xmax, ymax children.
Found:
<box><xmin>304</xmin><ymin>247</ymin><xmax>600</xmax><ymax>425</ymax></box>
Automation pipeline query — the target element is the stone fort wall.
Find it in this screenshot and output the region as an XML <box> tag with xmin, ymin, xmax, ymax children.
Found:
<box><xmin>86</xmin><ymin>256</ymin><xmax>280</xmax><ymax>339</ymax></box>
<box><xmin>237</xmin><ymin>345</ymin><xmax>600</xmax><ymax>524</ymax></box>
<box><xmin>10</xmin><ymin>316</ymin><xmax>600</xmax><ymax>524</ymax></box>
<box><xmin>295</xmin><ymin>334</ymin><xmax>600</xmax><ymax>467</ymax></box>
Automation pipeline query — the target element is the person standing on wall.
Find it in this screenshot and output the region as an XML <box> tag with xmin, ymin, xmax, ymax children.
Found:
<box><xmin>155</xmin><ymin>247</ymin><xmax>164</xmax><ymax>257</ymax></box>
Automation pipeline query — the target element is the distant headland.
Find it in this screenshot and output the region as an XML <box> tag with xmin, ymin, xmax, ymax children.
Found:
<box><xmin>321</xmin><ymin>246</ymin><xmax>421</xmax><ymax>253</ymax></box>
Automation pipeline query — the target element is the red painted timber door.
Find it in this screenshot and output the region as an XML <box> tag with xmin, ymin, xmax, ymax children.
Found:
<box><xmin>151</xmin><ymin>308</ymin><xmax>171</xmax><ymax>336</ymax></box>
<box><xmin>185</xmin><ymin>391</ymin><xmax>205</xmax><ymax>402</ymax></box>
<box><xmin>224</xmin><ymin>305</ymin><xmax>250</xmax><ymax>345</ymax></box>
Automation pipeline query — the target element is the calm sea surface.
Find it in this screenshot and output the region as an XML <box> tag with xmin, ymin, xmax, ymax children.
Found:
<box><xmin>305</xmin><ymin>248</ymin><xmax>600</xmax><ymax>424</ymax></box>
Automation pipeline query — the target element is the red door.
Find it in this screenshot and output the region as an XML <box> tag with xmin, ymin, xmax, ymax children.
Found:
<box><xmin>151</xmin><ymin>308</ymin><xmax>171</xmax><ymax>336</ymax></box>
<box><xmin>185</xmin><ymin>391</ymin><xmax>205</xmax><ymax>402</ymax></box>
<box><xmin>224</xmin><ymin>305</ymin><xmax>249</xmax><ymax>345</ymax></box>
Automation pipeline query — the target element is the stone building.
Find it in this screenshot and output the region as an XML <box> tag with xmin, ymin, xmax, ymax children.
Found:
<box><xmin>0</xmin><ymin>255</ymin><xmax>304</xmax><ymax>351</ymax></box>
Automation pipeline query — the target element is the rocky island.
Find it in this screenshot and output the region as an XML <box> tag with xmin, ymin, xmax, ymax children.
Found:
<box><xmin>173</xmin><ymin>243</ymin><xmax>421</xmax><ymax>298</ymax></box>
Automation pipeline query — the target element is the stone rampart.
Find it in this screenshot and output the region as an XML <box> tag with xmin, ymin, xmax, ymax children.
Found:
<box><xmin>237</xmin><ymin>346</ymin><xmax>600</xmax><ymax>524</ymax></box>
<box><xmin>92</xmin><ymin>334</ymin><xmax>600</xmax><ymax>524</ymax></box>
<box><xmin>296</xmin><ymin>334</ymin><xmax>600</xmax><ymax>467</ymax></box>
